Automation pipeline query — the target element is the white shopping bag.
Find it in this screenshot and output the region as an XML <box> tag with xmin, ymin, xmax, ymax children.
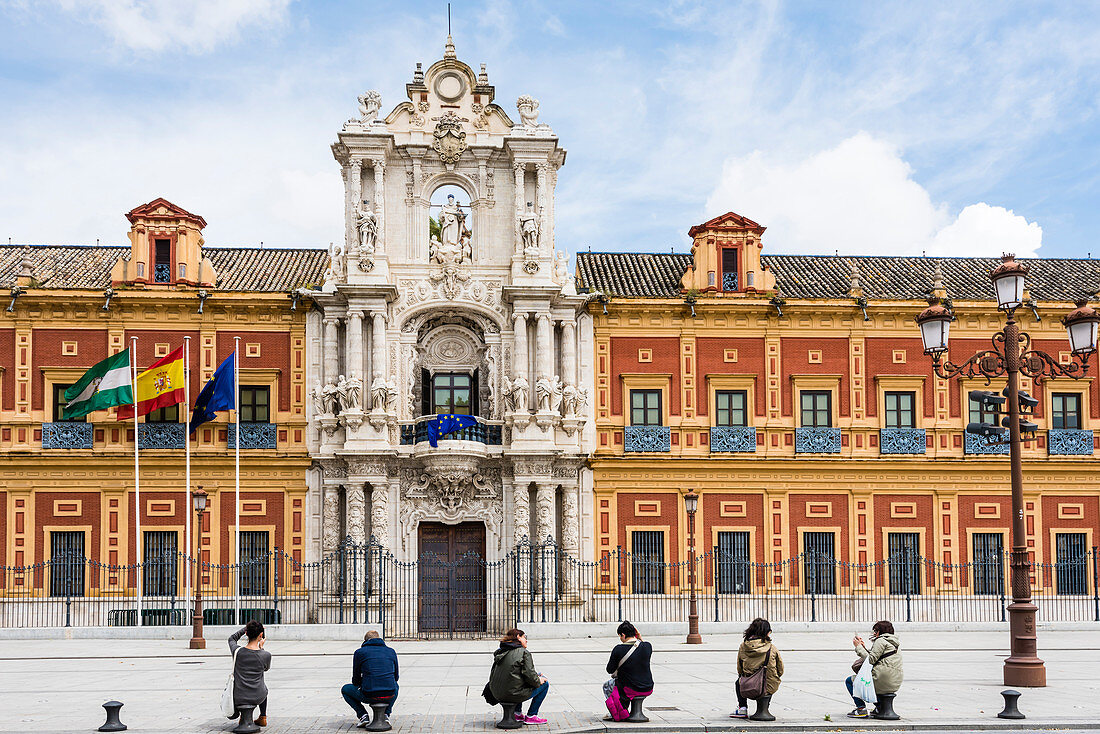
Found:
<box><xmin>221</xmin><ymin>647</ymin><xmax>239</xmax><ymax>717</ymax></box>
<box><xmin>852</xmin><ymin>657</ymin><xmax>877</xmax><ymax>705</ymax></box>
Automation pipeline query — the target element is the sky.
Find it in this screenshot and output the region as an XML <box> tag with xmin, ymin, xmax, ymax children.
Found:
<box><xmin>2</xmin><ymin>1</ymin><xmax>1099</xmax><ymax>260</ymax></box>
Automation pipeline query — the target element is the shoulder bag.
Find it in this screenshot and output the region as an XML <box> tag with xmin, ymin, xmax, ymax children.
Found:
<box><xmin>737</xmin><ymin>646</ymin><xmax>771</xmax><ymax>700</ymax></box>
<box><xmin>602</xmin><ymin>640</ymin><xmax>640</xmax><ymax>699</ymax></box>
<box><xmin>851</xmin><ymin>644</ymin><xmax>897</xmax><ymax>674</ymax></box>
<box><xmin>221</xmin><ymin>646</ymin><xmax>240</xmax><ymax>717</ymax></box>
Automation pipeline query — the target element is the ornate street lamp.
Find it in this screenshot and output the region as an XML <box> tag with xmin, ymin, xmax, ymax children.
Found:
<box><xmin>915</xmin><ymin>254</ymin><xmax>1100</xmax><ymax>687</ymax></box>
<box><xmin>684</xmin><ymin>490</ymin><xmax>702</xmax><ymax>645</ymax></box>
<box><xmin>189</xmin><ymin>486</ymin><xmax>208</xmax><ymax>651</ymax></box>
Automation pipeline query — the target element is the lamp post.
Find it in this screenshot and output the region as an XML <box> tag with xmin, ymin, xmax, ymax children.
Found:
<box><xmin>684</xmin><ymin>490</ymin><xmax>702</xmax><ymax>644</ymax></box>
<box><xmin>915</xmin><ymin>254</ymin><xmax>1100</xmax><ymax>687</ymax></box>
<box><xmin>189</xmin><ymin>486</ymin><xmax>208</xmax><ymax>651</ymax></box>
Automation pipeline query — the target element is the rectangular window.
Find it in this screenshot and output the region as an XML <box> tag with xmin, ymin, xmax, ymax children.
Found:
<box><xmin>969</xmin><ymin>395</ymin><xmax>998</xmax><ymax>425</ymax></box>
<box><xmin>431</xmin><ymin>373</ymin><xmax>472</xmax><ymax>415</ymax></box>
<box><xmin>146</xmin><ymin>404</ymin><xmax>180</xmax><ymax>423</ymax></box>
<box><xmin>239</xmin><ymin>531</ymin><xmax>270</xmax><ymax>596</ymax></box>
<box><xmin>1056</xmin><ymin>532</ymin><xmax>1088</xmax><ymax>595</ymax></box>
<box><xmin>143</xmin><ymin>531</ymin><xmax>178</xmax><ymax>597</ymax></box>
<box><xmin>721</xmin><ymin>248</ymin><xmax>738</xmax><ymax>291</ymax></box>
<box><xmin>972</xmin><ymin>532</ymin><xmax>1005</xmax><ymax>596</ymax></box>
<box><xmin>630</xmin><ymin>530</ymin><xmax>664</xmax><ymax>594</ymax></box>
<box><xmin>630</xmin><ymin>389</ymin><xmax>662</xmax><ymax>426</ymax></box>
<box><xmin>1051</xmin><ymin>393</ymin><xmax>1082</xmax><ymax>430</ymax></box>
<box><xmin>717</xmin><ymin>530</ymin><xmax>751</xmax><ymax>594</ymax></box>
<box><xmin>715</xmin><ymin>390</ymin><xmax>748</xmax><ymax>427</ymax></box>
<box><xmin>50</xmin><ymin>531</ymin><xmax>85</xmax><ymax>597</ymax></box>
<box><xmin>883</xmin><ymin>391</ymin><xmax>916</xmax><ymax>429</ymax></box>
<box><xmin>53</xmin><ymin>383</ymin><xmax>83</xmax><ymax>423</ymax></box>
<box><xmin>887</xmin><ymin>532</ymin><xmax>922</xmax><ymax>595</ymax></box>
<box><xmin>802</xmin><ymin>531</ymin><xmax>836</xmax><ymax>594</ymax></box>
<box><xmin>239</xmin><ymin>386</ymin><xmax>270</xmax><ymax>423</ymax></box>
<box><xmin>154</xmin><ymin>238</ymin><xmax>171</xmax><ymax>283</ymax></box>
<box><xmin>800</xmin><ymin>391</ymin><xmax>832</xmax><ymax>428</ymax></box>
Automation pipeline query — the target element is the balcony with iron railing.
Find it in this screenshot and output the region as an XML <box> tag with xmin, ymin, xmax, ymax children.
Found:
<box><xmin>795</xmin><ymin>427</ymin><xmax>841</xmax><ymax>454</ymax></box>
<box><xmin>1048</xmin><ymin>429</ymin><xmax>1095</xmax><ymax>456</ymax></box>
<box><xmin>879</xmin><ymin>428</ymin><xmax>927</xmax><ymax>455</ymax></box>
<box><xmin>228</xmin><ymin>423</ymin><xmax>278</xmax><ymax>449</ymax></box>
<box><xmin>41</xmin><ymin>422</ymin><xmax>94</xmax><ymax>450</ymax></box>
<box><xmin>709</xmin><ymin>426</ymin><xmax>757</xmax><ymax>453</ymax></box>
<box><xmin>399</xmin><ymin>416</ymin><xmax>503</xmax><ymax>446</ymax></box>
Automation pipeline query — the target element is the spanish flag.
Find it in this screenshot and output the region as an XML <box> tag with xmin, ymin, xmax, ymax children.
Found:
<box><xmin>117</xmin><ymin>346</ymin><xmax>185</xmax><ymax>420</ymax></box>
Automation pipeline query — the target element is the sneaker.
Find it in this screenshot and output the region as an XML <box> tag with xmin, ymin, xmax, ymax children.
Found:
<box><xmin>514</xmin><ymin>711</ymin><xmax>526</xmax><ymax>721</ymax></box>
<box><xmin>357</xmin><ymin>713</ymin><xmax>371</xmax><ymax>728</ymax></box>
<box><xmin>255</xmin><ymin>715</ymin><xmax>267</xmax><ymax>727</ymax></box>
<box><xmin>847</xmin><ymin>708</ymin><xmax>868</xmax><ymax>718</ymax></box>
<box><xmin>730</xmin><ymin>707</ymin><xmax>748</xmax><ymax>718</ymax></box>
<box><xmin>523</xmin><ymin>715</ymin><xmax>548</xmax><ymax>724</ymax></box>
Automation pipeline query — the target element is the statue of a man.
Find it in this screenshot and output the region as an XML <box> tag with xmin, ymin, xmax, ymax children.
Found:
<box><xmin>356</xmin><ymin>202</ymin><xmax>377</xmax><ymax>253</ymax></box>
<box><xmin>519</xmin><ymin>203</ymin><xmax>538</xmax><ymax>252</ymax></box>
<box><xmin>358</xmin><ymin>90</ymin><xmax>382</xmax><ymax>124</ymax></box>
<box><xmin>511</xmin><ymin>374</ymin><xmax>529</xmax><ymax>413</ymax></box>
<box><xmin>562</xmin><ymin>383</ymin><xmax>578</xmax><ymax>417</ymax></box>
<box><xmin>321</xmin><ymin>382</ymin><xmax>339</xmax><ymax>414</ymax></box>
<box><xmin>535</xmin><ymin>373</ymin><xmax>553</xmax><ymax>412</ymax></box>
<box><xmin>384</xmin><ymin>379</ymin><xmax>399</xmax><ymax>413</ymax></box>
<box><xmin>516</xmin><ymin>95</ymin><xmax>540</xmax><ymax>127</ymax></box>
<box><xmin>550</xmin><ymin>375</ymin><xmax>564</xmax><ymax>414</ymax></box>
<box><xmin>335</xmin><ymin>375</ymin><xmax>350</xmax><ymax>412</ymax></box>
<box><xmin>438</xmin><ymin>194</ymin><xmax>465</xmax><ymax>249</ymax></box>
<box><xmin>345</xmin><ymin>375</ymin><xmax>362</xmax><ymax>410</ymax></box>
<box><xmin>311</xmin><ymin>381</ymin><xmax>327</xmax><ymax>416</ymax></box>
<box><xmin>371</xmin><ymin>376</ymin><xmax>388</xmax><ymax>411</ymax></box>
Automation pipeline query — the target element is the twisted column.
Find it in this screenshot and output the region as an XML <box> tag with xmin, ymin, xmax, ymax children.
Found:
<box><xmin>371</xmin><ymin>158</ymin><xmax>386</xmax><ymax>253</ymax></box>
<box><xmin>345</xmin><ymin>483</ymin><xmax>366</xmax><ymax>545</ymax></box>
<box><xmin>346</xmin><ymin>160</ymin><xmax>362</xmax><ymax>250</ymax></box>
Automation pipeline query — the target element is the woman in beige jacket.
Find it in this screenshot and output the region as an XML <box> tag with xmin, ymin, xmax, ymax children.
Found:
<box><xmin>730</xmin><ymin>618</ymin><xmax>784</xmax><ymax>719</ymax></box>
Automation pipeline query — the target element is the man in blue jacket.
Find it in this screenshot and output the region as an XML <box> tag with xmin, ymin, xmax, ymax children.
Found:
<box><xmin>341</xmin><ymin>630</ymin><xmax>400</xmax><ymax>727</ymax></box>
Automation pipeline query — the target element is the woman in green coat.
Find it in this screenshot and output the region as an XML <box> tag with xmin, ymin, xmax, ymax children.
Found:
<box><xmin>489</xmin><ymin>628</ymin><xmax>550</xmax><ymax>725</ymax></box>
<box><xmin>846</xmin><ymin>620</ymin><xmax>903</xmax><ymax>718</ymax></box>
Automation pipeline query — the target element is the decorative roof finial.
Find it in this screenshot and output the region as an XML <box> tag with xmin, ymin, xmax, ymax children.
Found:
<box><xmin>478</xmin><ymin>63</ymin><xmax>488</xmax><ymax>85</ymax></box>
<box><xmin>444</xmin><ymin>35</ymin><xmax>456</xmax><ymax>58</ymax></box>
<box><xmin>848</xmin><ymin>260</ymin><xmax>862</xmax><ymax>295</ymax></box>
<box><xmin>932</xmin><ymin>260</ymin><xmax>946</xmax><ymax>299</ymax></box>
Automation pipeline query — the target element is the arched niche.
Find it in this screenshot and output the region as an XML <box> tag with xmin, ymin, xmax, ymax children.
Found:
<box><xmin>425</xmin><ymin>176</ymin><xmax>480</xmax><ymax>263</ymax></box>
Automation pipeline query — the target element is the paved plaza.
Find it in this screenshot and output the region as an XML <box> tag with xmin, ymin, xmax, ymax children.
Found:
<box><xmin>3</xmin><ymin>627</ymin><xmax>1100</xmax><ymax>733</ymax></box>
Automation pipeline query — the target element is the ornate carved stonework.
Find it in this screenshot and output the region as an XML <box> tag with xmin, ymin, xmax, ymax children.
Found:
<box><xmin>431</xmin><ymin>111</ymin><xmax>468</xmax><ymax>164</ymax></box>
<box><xmin>322</xmin><ymin>484</ymin><xmax>341</xmax><ymax>552</ymax></box>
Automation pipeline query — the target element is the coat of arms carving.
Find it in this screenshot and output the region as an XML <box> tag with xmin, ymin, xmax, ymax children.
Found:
<box><xmin>432</xmin><ymin>112</ymin><xmax>468</xmax><ymax>164</ymax></box>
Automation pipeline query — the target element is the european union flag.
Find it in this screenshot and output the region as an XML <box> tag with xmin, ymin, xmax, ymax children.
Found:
<box><xmin>189</xmin><ymin>353</ymin><xmax>236</xmax><ymax>433</ymax></box>
<box><xmin>426</xmin><ymin>413</ymin><xmax>478</xmax><ymax>447</ymax></box>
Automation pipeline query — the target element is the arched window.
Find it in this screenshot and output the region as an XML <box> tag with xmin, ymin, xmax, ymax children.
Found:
<box><xmin>428</xmin><ymin>185</ymin><xmax>472</xmax><ymax>264</ymax></box>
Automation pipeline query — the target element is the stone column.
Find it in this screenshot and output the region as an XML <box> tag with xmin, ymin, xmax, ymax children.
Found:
<box><xmin>322</xmin><ymin>482</ymin><xmax>341</xmax><ymax>553</ymax></box>
<box><xmin>371</xmin><ymin>311</ymin><xmax>387</xmax><ymax>383</ymax></box>
<box><xmin>370</xmin><ymin>481</ymin><xmax>389</xmax><ymax>548</ymax></box>
<box><xmin>560</xmin><ymin>481</ymin><xmax>580</xmax><ymax>593</ymax></box>
<box><xmin>560</xmin><ymin>319</ymin><xmax>577</xmax><ymax>386</ymax></box>
<box><xmin>323</xmin><ymin>316</ymin><xmax>340</xmax><ymax>385</ymax></box>
<box><xmin>346</xmin><ymin>160</ymin><xmax>362</xmax><ymax>250</ymax></box>
<box><xmin>535</xmin><ymin>313</ymin><xmax>552</xmax><ymax>395</ymax></box>
<box><xmin>345</xmin><ymin>482</ymin><xmax>366</xmax><ymax>545</ymax></box>
<box><xmin>371</xmin><ymin>158</ymin><xmax>386</xmax><ymax>253</ymax></box>
<box><xmin>535</xmin><ymin>482</ymin><xmax>555</xmax><ymax>546</ymax></box>
<box><xmin>512</xmin><ymin>312</ymin><xmax>529</xmax><ymax>409</ymax></box>
<box><xmin>535</xmin><ymin>162</ymin><xmax>549</xmax><ymax>255</ymax></box>
<box><xmin>513</xmin><ymin>163</ymin><xmax>525</xmax><ymax>254</ymax></box>
<box><xmin>512</xmin><ymin>480</ymin><xmax>530</xmax><ymax>544</ymax></box>
<box><xmin>347</xmin><ymin>310</ymin><xmax>364</xmax><ymax>385</ymax></box>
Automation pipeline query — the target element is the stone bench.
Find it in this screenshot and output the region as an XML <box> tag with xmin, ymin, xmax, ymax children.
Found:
<box><xmin>364</xmin><ymin>701</ymin><xmax>392</xmax><ymax>732</ymax></box>
<box><xmin>231</xmin><ymin>705</ymin><xmax>260</xmax><ymax>734</ymax></box>
<box><xmin>625</xmin><ymin>694</ymin><xmax>649</xmax><ymax>722</ymax></box>
<box><xmin>871</xmin><ymin>692</ymin><xmax>899</xmax><ymax>720</ymax></box>
<box><xmin>495</xmin><ymin>701</ymin><xmax>523</xmax><ymax>730</ymax></box>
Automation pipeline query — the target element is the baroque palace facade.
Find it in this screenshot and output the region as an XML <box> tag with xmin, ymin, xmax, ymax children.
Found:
<box><xmin>0</xmin><ymin>200</ymin><xmax>325</xmax><ymax>581</ymax></box>
<box><xmin>577</xmin><ymin>212</ymin><xmax>1100</xmax><ymax>593</ymax></box>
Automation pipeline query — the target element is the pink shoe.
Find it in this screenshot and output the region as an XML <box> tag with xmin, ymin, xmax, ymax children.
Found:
<box><xmin>523</xmin><ymin>715</ymin><xmax>548</xmax><ymax>725</ymax></box>
<box><xmin>513</xmin><ymin>712</ymin><xmax>525</xmax><ymax>721</ymax></box>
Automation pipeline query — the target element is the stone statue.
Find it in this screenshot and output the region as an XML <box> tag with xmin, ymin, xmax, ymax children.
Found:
<box><xmin>356</xmin><ymin>202</ymin><xmax>377</xmax><ymax>253</ymax></box>
<box><xmin>550</xmin><ymin>375</ymin><xmax>564</xmax><ymax>414</ymax></box>
<box><xmin>438</xmin><ymin>194</ymin><xmax>465</xmax><ymax>251</ymax></box>
<box><xmin>358</xmin><ymin>90</ymin><xmax>382</xmax><ymax>124</ymax></box>
<box><xmin>321</xmin><ymin>382</ymin><xmax>339</xmax><ymax>414</ymax></box>
<box><xmin>516</xmin><ymin>95</ymin><xmax>540</xmax><ymax>127</ymax></box>
<box><xmin>345</xmin><ymin>375</ymin><xmax>363</xmax><ymax>410</ymax></box>
<box><xmin>384</xmin><ymin>379</ymin><xmax>399</xmax><ymax>413</ymax></box>
<box><xmin>330</xmin><ymin>241</ymin><xmax>347</xmax><ymax>281</ymax></box>
<box><xmin>562</xmin><ymin>383</ymin><xmax>579</xmax><ymax>417</ymax></box>
<box><xmin>535</xmin><ymin>373</ymin><xmax>553</xmax><ymax>412</ymax></box>
<box><xmin>553</xmin><ymin>251</ymin><xmax>568</xmax><ymax>284</ymax></box>
<box><xmin>519</xmin><ymin>203</ymin><xmax>539</xmax><ymax>253</ymax></box>
<box><xmin>311</xmin><ymin>381</ymin><xmax>327</xmax><ymax>416</ymax></box>
<box><xmin>511</xmin><ymin>374</ymin><xmax>529</xmax><ymax>413</ymax></box>
<box><xmin>336</xmin><ymin>375</ymin><xmax>350</xmax><ymax>412</ymax></box>
<box><xmin>371</xmin><ymin>376</ymin><xmax>388</xmax><ymax>411</ymax></box>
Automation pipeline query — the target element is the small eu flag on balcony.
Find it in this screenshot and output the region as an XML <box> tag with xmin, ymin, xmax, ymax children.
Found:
<box><xmin>427</xmin><ymin>414</ymin><xmax>478</xmax><ymax>447</ymax></box>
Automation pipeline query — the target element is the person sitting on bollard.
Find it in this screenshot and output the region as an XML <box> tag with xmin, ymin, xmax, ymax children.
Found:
<box><xmin>730</xmin><ymin>617</ymin><xmax>783</xmax><ymax>719</ymax></box>
<box><xmin>228</xmin><ymin>620</ymin><xmax>271</xmax><ymax>727</ymax></box>
<box><xmin>845</xmin><ymin>620</ymin><xmax>903</xmax><ymax>718</ymax></box>
<box><xmin>604</xmin><ymin>621</ymin><xmax>653</xmax><ymax>721</ymax></box>
<box><xmin>489</xmin><ymin>628</ymin><xmax>550</xmax><ymax>726</ymax></box>
<box><xmin>341</xmin><ymin>630</ymin><xmax>400</xmax><ymax>728</ymax></box>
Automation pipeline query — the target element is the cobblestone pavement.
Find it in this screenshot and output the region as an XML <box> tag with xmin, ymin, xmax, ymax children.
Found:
<box><xmin>3</xmin><ymin>630</ymin><xmax>1100</xmax><ymax>733</ymax></box>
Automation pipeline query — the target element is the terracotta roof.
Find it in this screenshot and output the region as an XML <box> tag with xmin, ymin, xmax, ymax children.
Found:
<box><xmin>576</xmin><ymin>252</ymin><xmax>1100</xmax><ymax>303</ymax></box>
<box><xmin>0</xmin><ymin>245</ymin><xmax>329</xmax><ymax>292</ymax></box>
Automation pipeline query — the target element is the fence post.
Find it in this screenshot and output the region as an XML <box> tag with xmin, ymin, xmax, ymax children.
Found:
<box><xmin>351</xmin><ymin>544</ymin><xmax>359</xmax><ymax>625</ymax></box>
<box><xmin>273</xmin><ymin>546</ymin><xmax>280</xmax><ymax>623</ymax></box>
<box><xmin>539</xmin><ymin>541</ymin><xmax>546</xmax><ymax>624</ymax></box>
<box><xmin>512</xmin><ymin>544</ymin><xmax>520</xmax><ymax>630</ymax></box>
<box><xmin>553</xmin><ymin>542</ymin><xmax>560</xmax><ymax>623</ymax></box>
<box><xmin>1092</xmin><ymin>546</ymin><xmax>1099</xmax><ymax>623</ymax></box>
<box><xmin>809</xmin><ymin>552</ymin><xmax>817</xmax><ymax>623</ymax></box>
<box><xmin>999</xmin><ymin>553</ymin><xmax>1007</xmax><ymax>623</ymax></box>
<box><xmin>338</xmin><ymin>543</ymin><xmax>345</xmax><ymax>625</ymax></box>
<box><xmin>713</xmin><ymin>544</ymin><xmax>720</xmax><ymax>623</ymax></box>
<box><xmin>64</xmin><ymin>556</ymin><xmax>72</xmax><ymax>628</ymax></box>
<box><xmin>904</xmin><ymin>544</ymin><xmax>912</xmax><ymax>623</ymax></box>
<box><xmin>378</xmin><ymin>548</ymin><xmax>386</xmax><ymax>638</ymax></box>
<box><xmin>616</xmin><ymin>545</ymin><xmax>624</xmax><ymax>622</ymax></box>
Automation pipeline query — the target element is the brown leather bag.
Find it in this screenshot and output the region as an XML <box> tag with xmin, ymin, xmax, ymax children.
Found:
<box><xmin>737</xmin><ymin>647</ymin><xmax>771</xmax><ymax>700</ymax></box>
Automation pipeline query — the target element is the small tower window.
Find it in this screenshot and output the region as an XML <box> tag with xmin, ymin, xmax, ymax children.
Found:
<box><xmin>153</xmin><ymin>239</ymin><xmax>171</xmax><ymax>283</ymax></box>
<box><xmin>721</xmin><ymin>248</ymin><xmax>738</xmax><ymax>291</ymax></box>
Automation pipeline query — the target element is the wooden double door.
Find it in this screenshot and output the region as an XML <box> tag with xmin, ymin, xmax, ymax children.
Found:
<box><xmin>417</xmin><ymin>522</ymin><xmax>487</xmax><ymax>636</ymax></box>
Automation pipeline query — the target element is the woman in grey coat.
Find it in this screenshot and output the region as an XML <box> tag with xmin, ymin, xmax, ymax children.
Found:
<box><xmin>229</xmin><ymin>620</ymin><xmax>272</xmax><ymax>726</ymax></box>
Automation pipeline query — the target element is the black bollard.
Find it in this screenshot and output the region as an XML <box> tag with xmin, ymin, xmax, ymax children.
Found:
<box><xmin>748</xmin><ymin>695</ymin><xmax>775</xmax><ymax>721</ymax></box>
<box><xmin>998</xmin><ymin>689</ymin><xmax>1025</xmax><ymax>719</ymax></box>
<box><xmin>98</xmin><ymin>701</ymin><xmax>127</xmax><ymax>732</ymax></box>
<box><xmin>626</xmin><ymin>696</ymin><xmax>649</xmax><ymax>722</ymax></box>
<box><xmin>496</xmin><ymin>702</ymin><xmax>522</xmax><ymax>730</ymax></box>
<box><xmin>871</xmin><ymin>693</ymin><xmax>900</xmax><ymax>720</ymax></box>
<box><xmin>232</xmin><ymin>705</ymin><xmax>260</xmax><ymax>734</ymax></box>
<box><xmin>365</xmin><ymin>701</ymin><xmax>392</xmax><ymax>732</ymax></box>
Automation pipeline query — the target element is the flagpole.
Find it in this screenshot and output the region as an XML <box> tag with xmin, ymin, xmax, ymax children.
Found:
<box><xmin>183</xmin><ymin>336</ymin><xmax>192</xmax><ymax>608</ymax></box>
<box><xmin>233</xmin><ymin>336</ymin><xmax>240</xmax><ymax>624</ymax></box>
<box><xmin>131</xmin><ymin>337</ymin><xmax>142</xmax><ymax>628</ymax></box>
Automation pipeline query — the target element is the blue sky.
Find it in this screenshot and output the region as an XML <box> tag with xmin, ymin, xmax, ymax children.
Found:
<box><xmin>1</xmin><ymin>1</ymin><xmax>1098</xmax><ymax>260</ymax></box>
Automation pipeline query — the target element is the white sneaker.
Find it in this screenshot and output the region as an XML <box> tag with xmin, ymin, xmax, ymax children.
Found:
<box><xmin>357</xmin><ymin>713</ymin><xmax>371</xmax><ymax>728</ymax></box>
<box><xmin>730</xmin><ymin>707</ymin><xmax>748</xmax><ymax>718</ymax></box>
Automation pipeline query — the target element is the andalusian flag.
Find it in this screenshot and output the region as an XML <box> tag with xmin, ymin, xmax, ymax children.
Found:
<box><xmin>64</xmin><ymin>350</ymin><xmax>133</xmax><ymax>420</ymax></box>
<box><xmin>117</xmin><ymin>347</ymin><xmax>185</xmax><ymax>421</ymax></box>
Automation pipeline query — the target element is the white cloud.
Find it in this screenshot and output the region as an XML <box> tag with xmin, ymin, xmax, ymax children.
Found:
<box><xmin>49</xmin><ymin>0</ymin><xmax>291</xmax><ymax>53</ymax></box>
<box><xmin>706</xmin><ymin>133</ymin><xmax>1042</xmax><ymax>257</ymax></box>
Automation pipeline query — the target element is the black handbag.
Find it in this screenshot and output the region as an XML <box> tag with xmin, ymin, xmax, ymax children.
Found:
<box><xmin>737</xmin><ymin>647</ymin><xmax>771</xmax><ymax>700</ymax></box>
<box><xmin>482</xmin><ymin>681</ymin><xmax>499</xmax><ymax>706</ymax></box>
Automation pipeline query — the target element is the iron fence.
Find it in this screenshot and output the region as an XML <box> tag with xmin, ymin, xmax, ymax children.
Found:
<box><xmin>1</xmin><ymin>540</ymin><xmax>1097</xmax><ymax>637</ymax></box>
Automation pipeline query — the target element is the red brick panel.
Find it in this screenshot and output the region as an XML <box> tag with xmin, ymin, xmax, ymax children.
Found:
<box><xmin>217</xmin><ymin>489</ymin><xmax>286</xmax><ymax>560</ymax></box>
<box><xmin>0</xmin><ymin>329</ymin><xmax>14</xmax><ymax>410</ymax></box>
<box><xmin>35</xmin><ymin>491</ymin><xmax>103</xmax><ymax>564</ymax></box>
<box><xmin>956</xmin><ymin>495</ymin><xmax>1011</xmax><ymax>563</ymax></box>
<box><xmin>865</xmin><ymin>337</ymin><xmax>935</xmax><ymax>418</ymax></box>
<box><xmin>695</xmin><ymin>337</ymin><xmax>767</xmax><ymax>417</ymax></box>
<box><xmin>609</xmin><ymin>337</ymin><xmax>680</xmax><ymax>416</ymax></box>
<box><xmin>1039</xmin><ymin>495</ymin><xmax>1099</xmax><ymax>563</ymax></box>
<box><xmin>780</xmin><ymin>337</ymin><xmax>851</xmax><ymax>417</ymax></box>
<box><xmin>31</xmin><ymin>329</ymin><xmax>109</xmax><ymax>411</ymax></box>
<box><xmin>616</xmin><ymin>491</ymin><xmax>681</xmax><ymax>565</ymax></box>
<box><xmin>217</xmin><ymin>332</ymin><xmax>292</xmax><ymax>411</ymax></box>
